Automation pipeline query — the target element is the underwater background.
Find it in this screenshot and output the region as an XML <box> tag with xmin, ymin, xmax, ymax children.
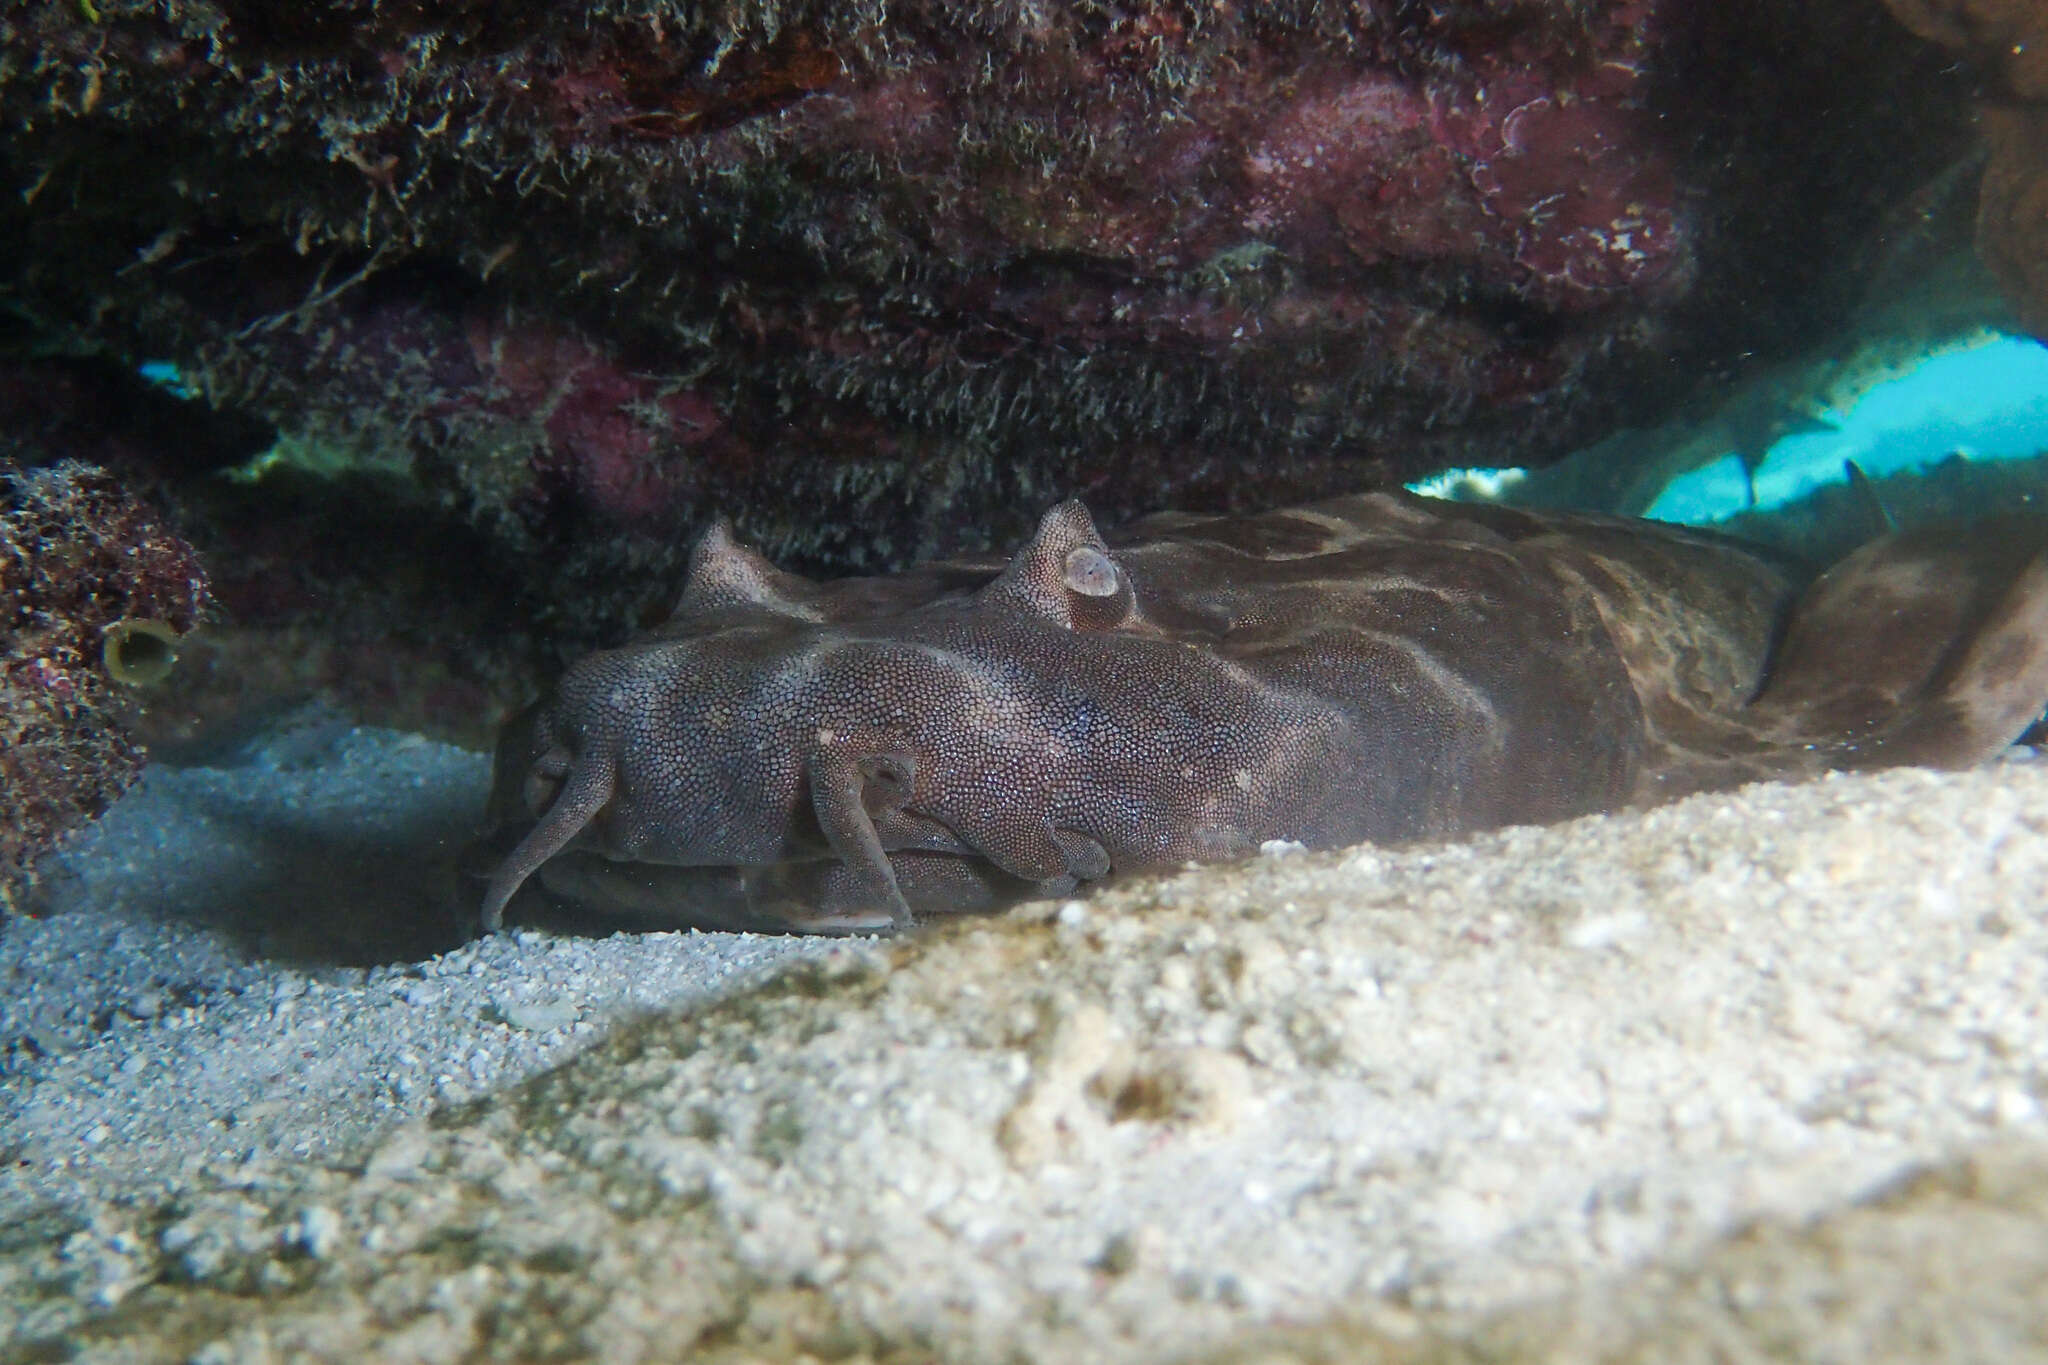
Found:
<box><xmin>4</xmin><ymin>1</ymin><xmax>2048</xmax><ymax>1360</ymax></box>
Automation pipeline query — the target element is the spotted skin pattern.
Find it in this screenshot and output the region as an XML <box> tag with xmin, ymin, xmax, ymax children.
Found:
<box><xmin>474</xmin><ymin>493</ymin><xmax>2048</xmax><ymax>934</ymax></box>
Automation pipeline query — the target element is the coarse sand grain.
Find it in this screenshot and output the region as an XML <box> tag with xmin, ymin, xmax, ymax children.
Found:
<box><xmin>4</xmin><ymin>716</ymin><xmax>2048</xmax><ymax>1361</ymax></box>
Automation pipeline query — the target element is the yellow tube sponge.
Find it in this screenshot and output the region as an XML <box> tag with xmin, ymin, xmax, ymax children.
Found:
<box><xmin>100</xmin><ymin>618</ymin><xmax>183</xmax><ymax>687</ymax></box>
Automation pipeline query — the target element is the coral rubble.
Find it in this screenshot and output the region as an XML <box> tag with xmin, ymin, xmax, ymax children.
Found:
<box><xmin>0</xmin><ymin>459</ymin><xmax>207</xmax><ymax>906</ymax></box>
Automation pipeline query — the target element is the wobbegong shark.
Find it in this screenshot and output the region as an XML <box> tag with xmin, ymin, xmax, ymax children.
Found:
<box><xmin>469</xmin><ymin>491</ymin><xmax>2048</xmax><ymax>933</ymax></box>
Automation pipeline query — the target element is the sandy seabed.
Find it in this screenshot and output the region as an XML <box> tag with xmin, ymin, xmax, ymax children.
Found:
<box><xmin>3</xmin><ymin>715</ymin><xmax>2047</xmax><ymax>1362</ymax></box>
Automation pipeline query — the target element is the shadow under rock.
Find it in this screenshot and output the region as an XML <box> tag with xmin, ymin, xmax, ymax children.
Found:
<box><xmin>152</xmin><ymin>799</ymin><xmax>481</xmax><ymax>966</ymax></box>
<box><xmin>36</xmin><ymin>709</ymin><xmax>487</xmax><ymax>967</ymax></box>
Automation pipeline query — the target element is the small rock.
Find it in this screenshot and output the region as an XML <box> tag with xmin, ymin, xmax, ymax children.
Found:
<box><xmin>293</xmin><ymin>1205</ymin><xmax>343</xmax><ymax>1259</ymax></box>
<box><xmin>25</xmin><ymin>1025</ymin><xmax>72</xmax><ymax>1058</ymax></box>
<box><xmin>1095</xmin><ymin>1228</ymin><xmax>1164</xmax><ymax>1276</ymax></box>
<box><xmin>1567</xmin><ymin>910</ymin><xmax>1648</xmax><ymax>950</ymax></box>
<box><xmin>498</xmin><ymin>998</ymin><xmax>580</xmax><ymax>1032</ymax></box>
<box><xmin>364</xmin><ymin>1125</ymin><xmax>433</xmax><ymax>1178</ymax></box>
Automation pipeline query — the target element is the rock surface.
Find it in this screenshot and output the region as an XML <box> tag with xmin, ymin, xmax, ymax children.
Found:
<box><xmin>1885</xmin><ymin>0</ymin><xmax>2048</xmax><ymax>335</ymax></box>
<box><xmin>0</xmin><ymin>459</ymin><xmax>208</xmax><ymax>906</ymax></box>
<box><xmin>0</xmin><ymin>1</ymin><xmax>1976</xmax><ymax>594</ymax></box>
<box><xmin>4</xmin><ymin>724</ymin><xmax>2046</xmax><ymax>1361</ymax></box>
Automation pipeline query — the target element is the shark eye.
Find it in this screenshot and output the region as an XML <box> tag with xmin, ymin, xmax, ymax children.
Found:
<box><xmin>1062</xmin><ymin>546</ymin><xmax>1120</xmax><ymax>597</ymax></box>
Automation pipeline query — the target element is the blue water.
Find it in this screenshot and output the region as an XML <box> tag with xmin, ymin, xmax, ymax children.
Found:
<box><xmin>1645</xmin><ymin>333</ymin><xmax>2048</xmax><ymax>524</ymax></box>
<box><xmin>1407</xmin><ymin>332</ymin><xmax>2048</xmax><ymax>524</ymax></box>
<box><xmin>138</xmin><ymin>358</ymin><xmax>193</xmax><ymax>399</ymax></box>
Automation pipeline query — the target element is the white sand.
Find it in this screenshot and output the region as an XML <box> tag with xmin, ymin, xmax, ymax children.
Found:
<box><xmin>3</xmin><ymin>720</ymin><xmax>2047</xmax><ymax>1360</ymax></box>
<box><xmin>0</xmin><ymin>717</ymin><xmax>830</xmax><ymax>1213</ymax></box>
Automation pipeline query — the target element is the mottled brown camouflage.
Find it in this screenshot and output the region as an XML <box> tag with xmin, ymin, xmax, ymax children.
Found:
<box><xmin>475</xmin><ymin>495</ymin><xmax>2048</xmax><ymax>933</ymax></box>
